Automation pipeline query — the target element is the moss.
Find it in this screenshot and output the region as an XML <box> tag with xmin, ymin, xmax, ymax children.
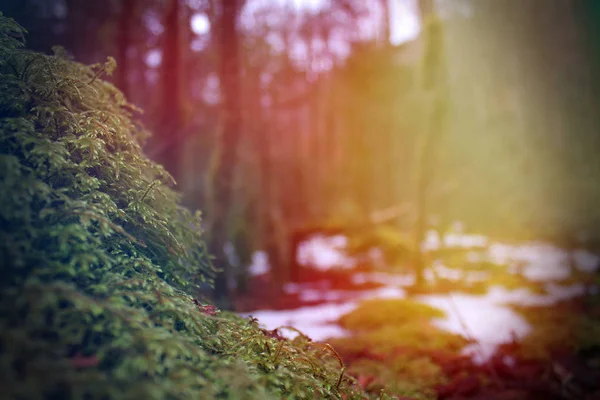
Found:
<box><xmin>508</xmin><ymin>302</ymin><xmax>600</xmax><ymax>361</ymax></box>
<box><xmin>332</xmin><ymin>323</ymin><xmax>467</xmax><ymax>356</ymax></box>
<box><xmin>344</xmin><ymin>357</ymin><xmax>441</xmax><ymax>400</ymax></box>
<box><xmin>330</xmin><ymin>299</ymin><xmax>467</xmax><ymax>398</ymax></box>
<box><xmin>0</xmin><ymin>14</ymin><xmax>370</xmax><ymax>399</ymax></box>
<box><xmin>338</xmin><ymin>299</ymin><xmax>446</xmax><ymax>331</ymax></box>
<box><xmin>345</xmin><ymin>226</ymin><xmax>414</xmax><ymax>267</ymax></box>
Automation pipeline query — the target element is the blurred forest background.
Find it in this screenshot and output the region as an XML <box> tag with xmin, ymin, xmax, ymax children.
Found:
<box><xmin>3</xmin><ymin>0</ymin><xmax>600</xmax><ymax>306</ymax></box>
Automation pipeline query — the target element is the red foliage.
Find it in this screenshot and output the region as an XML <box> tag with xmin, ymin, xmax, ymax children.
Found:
<box><xmin>192</xmin><ymin>298</ymin><xmax>218</xmax><ymax>316</ymax></box>
<box><xmin>436</xmin><ymin>376</ymin><xmax>481</xmax><ymax>399</ymax></box>
<box><xmin>260</xmin><ymin>327</ymin><xmax>285</xmax><ymax>341</ymax></box>
<box><xmin>356</xmin><ymin>374</ymin><xmax>377</xmax><ymax>389</ymax></box>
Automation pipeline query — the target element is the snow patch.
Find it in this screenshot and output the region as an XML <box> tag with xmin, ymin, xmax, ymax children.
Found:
<box><xmin>248</xmin><ymin>251</ymin><xmax>270</xmax><ymax>276</ymax></box>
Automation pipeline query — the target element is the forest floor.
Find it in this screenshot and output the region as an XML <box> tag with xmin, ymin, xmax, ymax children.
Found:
<box><xmin>233</xmin><ymin>238</ymin><xmax>600</xmax><ymax>400</ymax></box>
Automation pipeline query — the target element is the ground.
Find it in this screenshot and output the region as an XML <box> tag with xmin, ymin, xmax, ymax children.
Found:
<box><xmin>234</xmin><ymin>238</ymin><xmax>600</xmax><ymax>400</ymax></box>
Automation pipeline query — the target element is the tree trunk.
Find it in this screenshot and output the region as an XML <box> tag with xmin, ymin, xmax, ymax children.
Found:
<box><xmin>116</xmin><ymin>0</ymin><xmax>134</xmax><ymax>99</ymax></box>
<box><xmin>413</xmin><ymin>0</ymin><xmax>447</xmax><ymax>287</ymax></box>
<box><xmin>207</xmin><ymin>0</ymin><xmax>242</xmax><ymax>308</ymax></box>
<box><xmin>380</xmin><ymin>0</ymin><xmax>391</xmax><ymax>47</ymax></box>
<box><xmin>157</xmin><ymin>0</ymin><xmax>184</xmax><ymax>183</ymax></box>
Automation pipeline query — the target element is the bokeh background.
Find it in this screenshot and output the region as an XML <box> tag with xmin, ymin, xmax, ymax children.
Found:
<box><xmin>3</xmin><ymin>0</ymin><xmax>600</xmax><ymax>306</ymax></box>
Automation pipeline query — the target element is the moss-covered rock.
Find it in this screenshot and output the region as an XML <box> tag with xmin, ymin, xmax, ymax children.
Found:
<box><xmin>0</xmin><ymin>14</ymin><xmax>370</xmax><ymax>399</ymax></box>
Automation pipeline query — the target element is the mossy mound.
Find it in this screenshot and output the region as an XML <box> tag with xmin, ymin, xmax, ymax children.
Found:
<box><xmin>345</xmin><ymin>226</ymin><xmax>414</xmax><ymax>268</ymax></box>
<box><xmin>330</xmin><ymin>299</ymin><xmax>468</xmax><ymax>398</ymax></box>
<box><xmin>342</xmin><ymin>356</ymin><xmax>441</xmax><ymax>400</ymax></box>
<box><xmin>0</xmin><ymin>15</ymin><xmax>369</xmax><ymax>399</ymax></box>
<box><xmin>338</xmin><ymin>299</ymin><xmax>446</xmax><ymax>331</ymax></box>
<box><xmin>508</xmin><ymin>301</ymin><xmax>600</xmax><ymax>361</ymax></box>
<box><xmin>332</xmin><ymin>321</ymin><xmax>467</xmax><ymax>357</ymax></box>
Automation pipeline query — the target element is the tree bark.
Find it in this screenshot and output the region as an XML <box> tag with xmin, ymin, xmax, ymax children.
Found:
<box><xmin>207</xmin><ymin>0</ymin><xmax>242</xmax><ymax>308</ymax></box>
<box><xmin>380</xmin><ymin>0</ymin><xmax>391</xmax><ymax>46</ymax></box>
<box><xmin>413</xmin><ymin>0</ymin><xmax>447</xmax><ymax>287</ymax></box>
<box><xmin>116</xmin><ymin>0</ymin><xmax>134</xmax><ymax>99</ymax></box>
<box><xmin>157</xmin><ymin>0</ymin><xmax>184</xmax><ymax>183</ymax></box>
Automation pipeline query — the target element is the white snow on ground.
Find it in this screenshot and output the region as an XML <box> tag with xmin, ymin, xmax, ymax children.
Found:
<box><xmin>242</xmin><ymin>226</ymin><xmax>599</xmax><ymax>362</ymax></box>
<box><xmin>419</xmin><ymin>292</ymin><xmax>531</xmax><ymax>363</ymax></box>
<box><xmin>488</xmin><ymin>242</ymin><xmax>599</xmax><ymax>281</ymax></box>
<box><xmin>250</xmin><ymin>232</ymin><xmax>599</xmax><ymax>281</ymax></box>
<box><xmin>296</xmin><ymin>285</ymin><xmax>406</xmax><ymax>303</ymax></box>
<box><xmin>425</xmin><ymin>260</ymin><xmax>490</xmax><ymax>282</ymax></box>
<box><xmin>248</xmin><ymin>251</ymin><xmax>270</xmax><ymax>276</ymax></box>
<box><xmin>241</xmin><ymin>302</ymin><xmax>356</xmax><ymax>341</ymax></box>
<box><xmin>351</xmin><ymin>263</ymin><xmax>489</xmax><ymax>286</ymax></box>
<box><xmin>422</xmin><ymin>229</ymin><xmax>488</xmax><ymax>251</ymax></box>
<box><xmin>296</xmin><ymin>234</ymin><xmax>355</xmax><ymax>269</ymax></box>
<box><xmin>418</xmin><ymin>282</ymin><xmax>589</xmax><ymax>363</ymax></box>
<box><xmin>245</xmin><ymin>281</ymin><xmax>590</xmax><ymax>362</ymax></box>
<box><xmin>351</xmin><ymin>272</ymin><xmax>415</xmax><ymax>287</ymax></box>
<box><xmin>241</xmin><ymin>286</ymin><xmax>406</xmax><ymax>341</ymax></box>
<box><xmin>444</xmin><ymin>233</ymin><xmax>489</xmax><ymax>249</ymax></box>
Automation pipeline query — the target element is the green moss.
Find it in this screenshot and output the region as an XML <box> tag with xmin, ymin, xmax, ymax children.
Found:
<box><xmin>345</xmin><ymin>226</ymin><xmax>414</xmax><ymax>267</ymax></box>
<box><xmin>0</xmin><ymin>14</ymin><xmax>370</xmax><ymax>399</ymax></box>
<box><xmin>344</xmin><ymin>356</ymin><xmax>441</xmax><ymax>400</ymax></box>
<box><xmin>330</xmin><ymin>299</ymin><xmax>467</xmax><ymax>398</ymax></box>
<box><xmin>333</xmin><ymin>323</ymin><xmax>467</xmax><ymax>356</ymax></box>
<box><xmin>339</xmin><ymin>299</ymin><xmax>446</xmax><ymax>331</ymax></box>
<box><xmin>509</xmin><ymin>302</ymin><xmax>600</xmax><ymax>361</ymax></box>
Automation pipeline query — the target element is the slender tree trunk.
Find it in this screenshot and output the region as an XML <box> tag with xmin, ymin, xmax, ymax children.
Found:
<box><xmin>208</xmin><ymin>0</ymin><xmax>242</xmax><ymax>308</ymax></box>
<box><xmin>116</xmin><ymin>0</ymin><xmax>134</xmax><ymax>99</ymax></box>
<box><xmin>413</xmin><ymin>0</ymin><xmax>447</xmax><ymax>287</ymax></box>
<box><xmin>259</xmin><ymin>71</ymin><xmax>278</xmax><ymax>284</ymax></box>
<box><xmin>380</xmin><ymin>0</ymin><xmax>391</xmax><ymax>47</ymax></box>
<box><xmin>157</xmin><ymin>0</ymin><xmax>184</xmax><ymax>183</ymax></box>
<box><xmin>322</xmin><ymin>76</ymin><xmax>335</xmax><ymax>216</ymax></box>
